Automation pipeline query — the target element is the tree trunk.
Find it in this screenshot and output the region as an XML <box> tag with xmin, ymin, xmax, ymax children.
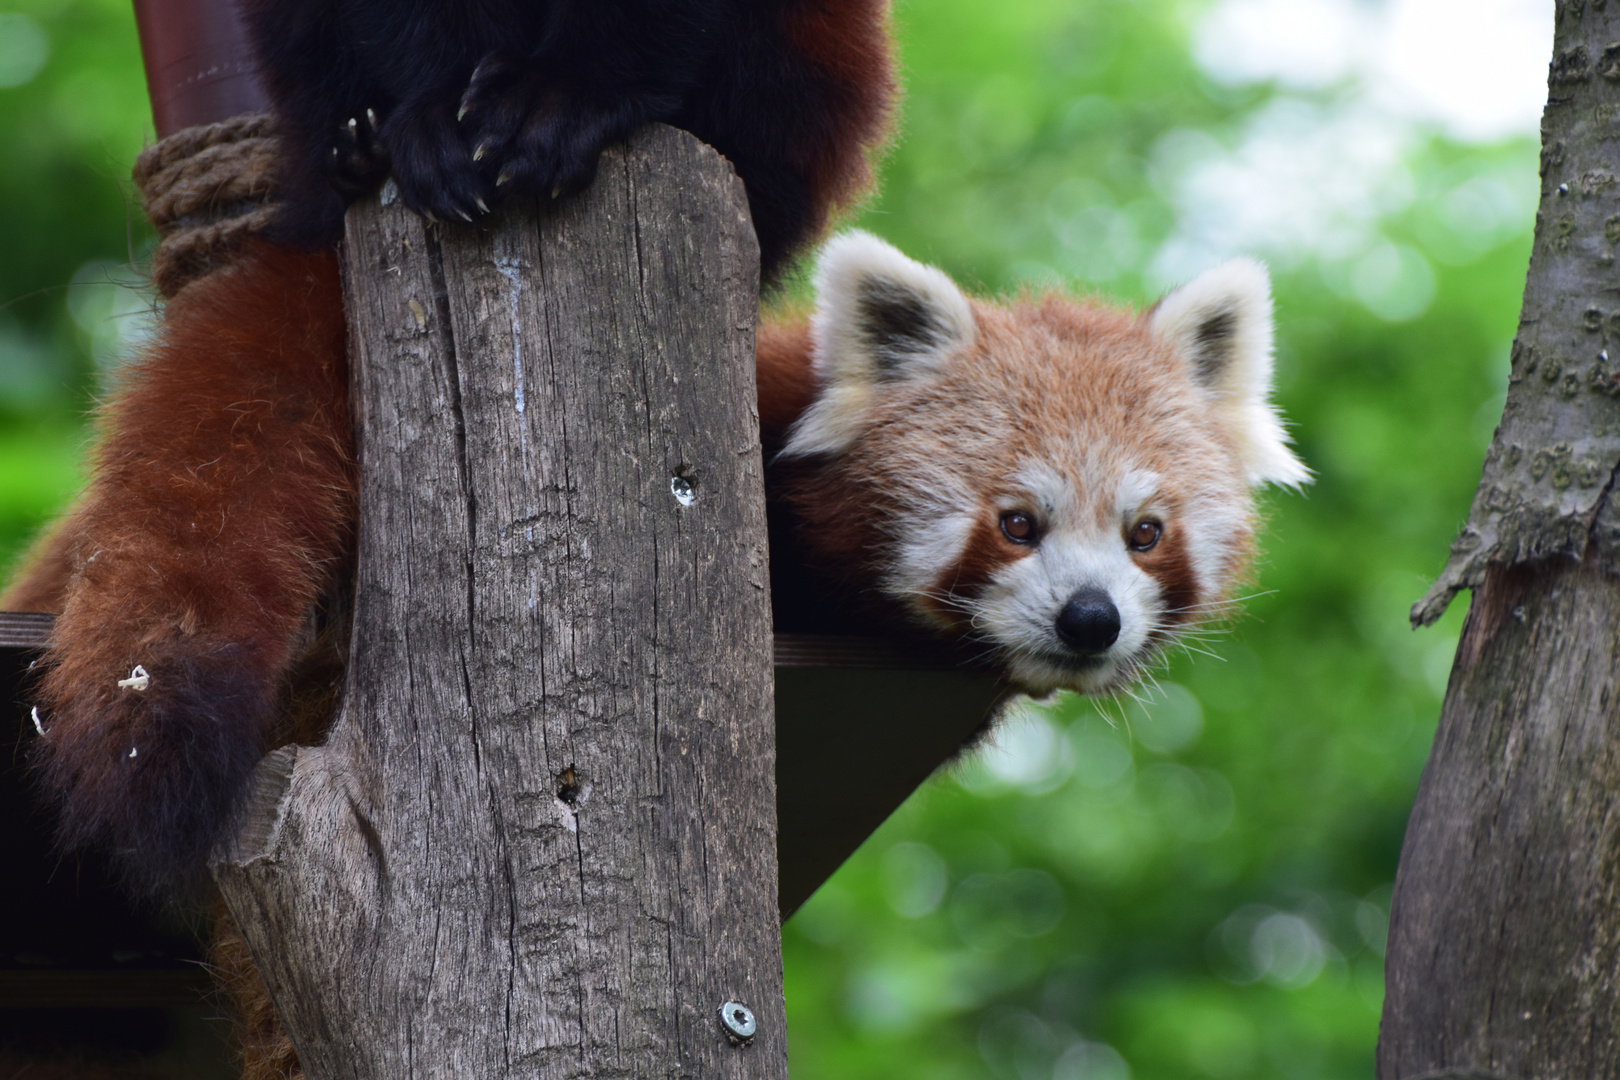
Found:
<box><xmin>212</xmin><ymin>125</ymin><xmax>786</xmax><ymax>1080</ymax></box>
<box><xmin>1380</xmin><ymin>2</ymin><xmax>1620</xmax><ymax>1073</ymax></box>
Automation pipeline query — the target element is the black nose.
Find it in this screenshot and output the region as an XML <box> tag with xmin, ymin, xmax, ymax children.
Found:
<box><xmin>1055</xmin><ymin>588</ymin><xmax>1120</xmax><ymax>653</ymax></box>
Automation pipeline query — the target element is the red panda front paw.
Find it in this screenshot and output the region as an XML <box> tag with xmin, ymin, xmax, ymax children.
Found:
<box><xmin>455</xmin><ymin>52</ymin><xmax>653</xmax><ymax>203</ymax></box>
<box><xmin>325</xmin><ymin>107</ymin><xmax>393</xmax><ymax>204</ymax></box>
<box><xmin>379</xmin><ymin>97</ymin><xmax>493</xmax><ymax>225</ymax></box>
<box><xmin>31</xmin><ymin>640</ymin><xmax>276</xmax><ymax>900</ymax></box>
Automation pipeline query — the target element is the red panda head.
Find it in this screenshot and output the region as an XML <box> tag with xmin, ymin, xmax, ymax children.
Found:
<box><xmin>780</xmin><ymin>232</ymin><xmax>1308</xmax><ymax>696</ymax></box>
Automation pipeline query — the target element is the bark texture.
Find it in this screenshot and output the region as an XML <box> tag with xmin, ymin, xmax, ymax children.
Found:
<box><xmin>1381</xmin><ymin>2</ymin><xmax>1620</xmax><ymax>1074</ymax></box>
<box><xmin>212</xmin><ymin>125</ymin><xmax>784</xmax><ymax>1080</ymax></box>
<box><xmin>1381</xmin><ymin>561</ymin><xmax>1620</xmax><ymax>1077</ymax></box>
<box><xmin>1414</xmin><ymin>0</ymin><xmax>1620</xmax><ymax>626</ymax></box>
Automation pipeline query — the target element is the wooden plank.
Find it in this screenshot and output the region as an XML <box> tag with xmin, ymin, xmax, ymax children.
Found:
<box><xmin>772</xmin><ymin>632</ymin><xmax>986</xmax><ymax>671</ymax></box>
<box><xmin>6</xmin><ymin>640</ymin><xmax>1004</xmax><ymax>936</ymax></box>
<box><xmin>0</xmin><ymin>612</ymin><xmax>52</xmax><ymax>650</ymax></box>
<box><xmin>777</xmin><ymin>666</ymin><xmax>1008</xmax><ymax>916</ymax></box>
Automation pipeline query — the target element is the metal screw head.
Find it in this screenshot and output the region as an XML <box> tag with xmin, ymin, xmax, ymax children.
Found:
<box><xmin>718</xmin><ymin>1000</ymin><xmax>756</xmax><ymax>1043</ymax></box>
<box><xmin>670</xmin><ymin>474</ymin><xmax>696</xmax><ymax>506</ymax></box>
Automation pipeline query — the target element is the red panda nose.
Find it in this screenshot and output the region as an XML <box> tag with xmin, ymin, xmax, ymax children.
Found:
<box><xmin>1056</xmin><ymin>589</ymin><xmax>1121</xmax><ymax>654</ymax></box>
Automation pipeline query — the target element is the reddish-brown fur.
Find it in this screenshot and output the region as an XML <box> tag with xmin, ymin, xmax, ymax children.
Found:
<box><xmin>3</xmin><ymin>514</ymin><xmax>78</xmax><ymax>613</ymax></box>
<box><xmin>928</xmin><ymin>511</ymin><xmax>1031</xmax><ymax>625</ymax></box>
<box><xmin>779</xmin><ymin>0</ymin><xmax>895</xmax><ymax>236</ymax></box>
<box><xmin>211</xmin><ymin>907</ymin><xmax>301</xmax><ymax>1080</ymax></box>
<box><xmin>5</xmin><ymin>247</ymin><xmax>847</xmax><ymax>871</ymax></box>
<box><xmin>754</xmin><ymin>316</ymin><xmax>818</xmax><ymax>446</ymax></box>
<box><xmin>6</xmin><ymin>244</ymin><xmax>356</xmax><ymax>898</ymax></box>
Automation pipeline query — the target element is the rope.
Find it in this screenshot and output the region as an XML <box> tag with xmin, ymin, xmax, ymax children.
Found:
<box><xmin>133</xmin><ymin>114</ymin><xmax>283</xmax><ymax>297</ymax></box>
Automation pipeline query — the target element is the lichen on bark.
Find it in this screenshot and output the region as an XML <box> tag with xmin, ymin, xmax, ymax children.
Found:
<box><xmin>1414</xmin><ymin>0</ymin><xmax>1620</xmax><ymax>626</ymax></box>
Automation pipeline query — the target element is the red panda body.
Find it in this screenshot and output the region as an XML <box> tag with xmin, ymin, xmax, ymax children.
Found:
<box><xmin>7</xmin><ymin>232</ymin><xmax>1304</xmax><ymax>906</ymax></box>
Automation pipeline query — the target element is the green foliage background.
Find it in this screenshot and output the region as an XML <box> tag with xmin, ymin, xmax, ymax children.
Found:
<box><xmin>0</xmin><ymin>0</ymin><xmax>1530</xmax><ymax>1076</ymax></box>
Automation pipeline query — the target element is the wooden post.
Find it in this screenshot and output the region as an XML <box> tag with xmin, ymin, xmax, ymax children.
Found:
<box><xmin>1380</xmin><ymin>2</ymin><xmax>1620</xmax><ymax>1073</ymax></box>
<box><xmin>211</xmin><ymin>125</ymin><xmax>786</xmax><ymax>1079</ymax></box>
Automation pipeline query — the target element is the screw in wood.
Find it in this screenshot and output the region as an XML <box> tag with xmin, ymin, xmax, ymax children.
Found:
<box><xmin>670</xmin><ymin>472</ymin><xmax>697</xmax><ymax>506</ymax></box>
<box><xmin>718</xmin><ymin>1000</ymin><xmax>756</xmax><ymax>1044</ymax></box>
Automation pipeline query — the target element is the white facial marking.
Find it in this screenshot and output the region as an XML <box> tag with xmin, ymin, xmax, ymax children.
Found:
<box><xmin>1115</xmin><ymin>469</ymin><xmax>1162</xmax><ymax>522</ymax></box>
<box><xmin>1009</xmin><ymin>461</ymin><xmax>1074</xmax><ymax>522</ymax></box>
<box><xmin>882</xmin><ymin>455</ymin><xmax>1197</xmax><ymax>695</ymax></box>
<box><xmin>892</xmin><ymin>508</ymin><xmax>978</xmax><ymax>627</ymax></box>
<box><xmin>1175</xmin><ymin>492</ymin><xmax>1247</xmax><ymax>619</ymax></box>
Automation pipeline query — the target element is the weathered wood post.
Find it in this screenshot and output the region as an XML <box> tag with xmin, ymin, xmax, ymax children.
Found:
<box><xmin>1379</xmin><ymin>2</ymin><xmax>1620</xmax><ymax>1074</ymax></box>
<box><xmin>211</xmin><ymin>125</ymin><xmax>786</xmax><ymax>1079</ymax></box>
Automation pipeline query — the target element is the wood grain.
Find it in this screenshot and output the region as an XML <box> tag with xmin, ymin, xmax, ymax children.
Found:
<box><xmin>212</xmin><ymin>125</ymin><xmax>786</xmax><ymax>1079</ymax></box>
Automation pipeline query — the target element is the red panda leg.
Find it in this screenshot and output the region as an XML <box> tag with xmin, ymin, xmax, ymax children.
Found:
<box><xmin>29</xmin><ymin>243</ymin><xmax>354</xmax><ymax>897</ymax></box>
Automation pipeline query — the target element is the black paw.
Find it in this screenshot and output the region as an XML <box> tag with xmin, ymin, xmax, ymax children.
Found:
<box><xmin>325</xmin><ymin>108</ymin><xmax>393</xmax><ymax>203</ymax></box>
<box><xmin>379</xmin><ymin>97</ymin><xmax>490</xmax><ymax>224</ymax></box>
<box><xmin>455</xmin><ymin>52</ymin><xmax>651</xmax><ymax>204</ymax></box>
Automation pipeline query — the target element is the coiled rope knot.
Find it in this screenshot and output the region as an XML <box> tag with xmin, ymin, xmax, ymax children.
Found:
<box><xmin>133</xmin><ymin>113</ymin><xmax>282</xmax><ymax>297</ymax></box>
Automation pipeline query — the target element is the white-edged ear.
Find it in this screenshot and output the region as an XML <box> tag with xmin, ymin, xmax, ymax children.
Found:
<box><xmin>781</xmin><ymin>231</ymin><xmax>976</xmax><ymax>458</ymax></box>
<box><xmin>1150</xmin><ymin>258</ymin><xmax>1310</xmax><ymax>488</ymax></box>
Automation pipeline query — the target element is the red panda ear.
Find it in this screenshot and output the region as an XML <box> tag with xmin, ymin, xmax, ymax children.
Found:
<box><xmin>1150</xmin><ymin>258</ymin><xmax>1310</xmax><ymax>489</ymax></box>
<box><xmin>782</xmin><ymin>231</ymin><xmax>975</xmax><ymax>458</ymax></box>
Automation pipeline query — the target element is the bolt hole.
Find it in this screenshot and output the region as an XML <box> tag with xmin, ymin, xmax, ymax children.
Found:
<box><xmin>556</xmin><ymin>765</ymin><xmax>582</xmax><ymax>805</ymax></box>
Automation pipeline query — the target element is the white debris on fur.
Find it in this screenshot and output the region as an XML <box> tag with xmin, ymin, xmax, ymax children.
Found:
<box><xmin>31</xmin><ymin>706</ymin><xmax>44</xmax><ymax>736</ymax></box>
<box><xmin>118</xmin><ymin>665</ymin><xmax>151</xmax><ymax>691</ymax></box>
<box><xmin>129</xmin><ymin>746</ymin><xmax>138</xmax><ymax>758</ymax></box>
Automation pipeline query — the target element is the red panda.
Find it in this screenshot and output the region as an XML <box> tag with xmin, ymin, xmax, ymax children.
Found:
<box><xmin>4</xmin><ymin>229</ymin><xmax>1304</xmax><ymax>902</ymax></box>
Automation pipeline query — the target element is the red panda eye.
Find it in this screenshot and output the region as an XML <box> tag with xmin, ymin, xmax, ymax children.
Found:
<box><xmin>1128</xmin><ymin>519</ymin><xmax>1162</xmax><ymax>552</ymax></box>
<box><xmin>1000</xmin><ymin>510</ymin><xmax>1038</xmax><ymax>544</ymax></box>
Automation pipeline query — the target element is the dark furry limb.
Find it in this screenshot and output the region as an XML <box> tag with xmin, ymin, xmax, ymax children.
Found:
<box><xmin>239</xmin><ymin>0</ymin><xmax>894</xmax><ymax>279</ymax></box>
<box><xmin>15</xmin><ymin>244</ymin><xmax>354</xmax><ymax>899</ymax></box>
